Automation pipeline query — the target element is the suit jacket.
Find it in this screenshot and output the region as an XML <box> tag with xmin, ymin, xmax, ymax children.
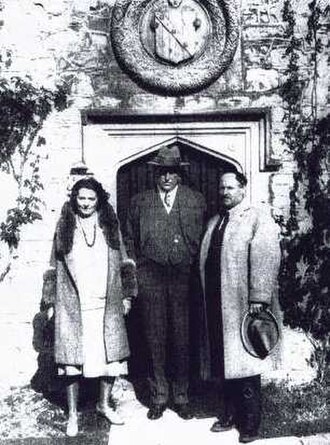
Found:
<box><xmin>125</xmin><ymin>185</ymin><xmax>206</xmax><ymax>266</ymax></box>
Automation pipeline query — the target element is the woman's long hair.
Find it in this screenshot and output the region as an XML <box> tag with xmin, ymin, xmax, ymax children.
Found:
<box><xmin>56</xmin><ymin>177</ymin><xmax>120</xmax><ymax>255</ymax></box>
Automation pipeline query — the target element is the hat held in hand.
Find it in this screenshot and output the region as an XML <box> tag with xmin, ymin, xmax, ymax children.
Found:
<box><xmin>240</xmin><ymin>309</ymin><xmax>279</xmax><ymax>359</ymax></box>
<box><xmin>147</xmin><ymin>144</ymin><xmax>190</xmax><ymax>167</ymax></box>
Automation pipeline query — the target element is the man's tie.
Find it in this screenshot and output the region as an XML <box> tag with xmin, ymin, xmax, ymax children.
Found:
<box><xmin>217</xmin><ymin>211</ymin><xmax>229</xmax><ymax>247</ymax></box>
<box><xmin>211</xmin><ymin>211</ymin><xmax>230</xmax><ymax>253</ymax></box>
<box><xmin>164</xmin><ymin>191</ymin><xmax>170</xmax><ymax>207</ymax></box>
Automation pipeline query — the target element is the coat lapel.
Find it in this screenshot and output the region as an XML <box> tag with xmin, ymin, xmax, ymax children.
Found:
<box><xmin>62</xmin><ymin>250</ymin><xmax>79</xmax><ymax>296</ymax></box>
<box><xmin>199</xmin><ymin>214</ymin><xmax>220</xmax><ymax>292</ymax></box>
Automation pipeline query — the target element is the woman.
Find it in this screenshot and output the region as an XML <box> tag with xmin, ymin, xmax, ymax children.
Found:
<box><xmin>48</xmin><ymin>177</ymin><xmax>137</xmax><ymax>437</ymax></box>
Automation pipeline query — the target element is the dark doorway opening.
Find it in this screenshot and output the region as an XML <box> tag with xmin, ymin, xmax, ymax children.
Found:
<box><xmin>117</xmin><ymin>141</ymin><xmax>236</xmax><ymax>226</ymax></box>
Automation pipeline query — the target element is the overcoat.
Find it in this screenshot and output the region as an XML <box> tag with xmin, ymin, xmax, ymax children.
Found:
<box><xmin>199</xmin><ymin>198</ymin><xmax>281</xmax><ymax>380</ymax></box>
<box><xmin>49</xmin><ymin>202</ymin><xmax>137</xmax><ymax>366</ymax></box>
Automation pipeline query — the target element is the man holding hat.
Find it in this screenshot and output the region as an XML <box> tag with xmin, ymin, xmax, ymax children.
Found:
<box><xmin>199</xmin><ymin>170</ymin><xmax>281</xmax><ymax>443</ymax></box>
<box><xmin>125</xmin><ymin>144</ymin><xmax>206</xmax><ymax>420</ymax></box>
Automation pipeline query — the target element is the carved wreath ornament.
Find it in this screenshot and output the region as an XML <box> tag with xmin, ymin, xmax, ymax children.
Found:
<box><xmin>110</xmin><ymin>0</ymin><xmax>239</xmax><ymax>95</ymax></box>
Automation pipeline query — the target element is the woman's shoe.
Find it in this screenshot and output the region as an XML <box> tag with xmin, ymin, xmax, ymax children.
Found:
<box><xmin>239</xmin><ymin>432</ymin><xmax>260</xmax><ymax>443</ymax></box>
<box><xmin>66</xmin><ymin>414</ymin><xmax>78</xmax><ymax>437</ymax></box>
<box><xmin>96</xmin><ymin>404</ymin><xmax>125</xmax><ymax>425</ymax></box>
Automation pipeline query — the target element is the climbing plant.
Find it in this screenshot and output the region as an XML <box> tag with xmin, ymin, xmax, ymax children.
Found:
<box><xmin>279</xmin><ymin>0</ymin><xmax>330</xmax><ymax>382</ymax></box>
<box><xmin>0</xmin><ymin>76</ymin><xmax>69</xmax><ymax>281</ymax></box>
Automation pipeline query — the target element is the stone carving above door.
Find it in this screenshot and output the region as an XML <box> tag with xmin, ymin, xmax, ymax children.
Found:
<box><xmin>110</xmin><ymin>0</ymin><xmax>240</xmax><ymax>95</ymax></box>
<box><xmin>140</xmin><ymin>0</ymin><xmax>211</xmax><ymax>66</ymax></box>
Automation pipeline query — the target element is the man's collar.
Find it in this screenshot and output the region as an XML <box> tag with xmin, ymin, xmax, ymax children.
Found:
<box><xmin>157</xmin><ymin>184</ymin><xmax>179</xmax><ymax>196</ymax></box>
<box><xmin>227</xmin><ymin>197</ymin><xmax>250</xmax><ymax>217</ymax></box>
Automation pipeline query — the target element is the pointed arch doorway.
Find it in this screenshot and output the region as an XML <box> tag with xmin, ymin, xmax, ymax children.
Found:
<box><xmin>81</xmin><ymin>111</ymin><xmax>277</xmax><ymax>380</ymax></box>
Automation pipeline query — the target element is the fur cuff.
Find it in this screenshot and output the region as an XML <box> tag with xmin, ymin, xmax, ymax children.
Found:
<box><xmin>121</xmin><ymin>259</ymin><xmax>138</xmax><ymax>298</ymax></box>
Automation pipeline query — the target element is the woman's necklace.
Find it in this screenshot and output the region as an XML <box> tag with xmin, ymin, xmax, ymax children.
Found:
<box><xmin>78</xmin><ymin>215</ymin><xmax>97</xmax><ymax>247</ymax></box>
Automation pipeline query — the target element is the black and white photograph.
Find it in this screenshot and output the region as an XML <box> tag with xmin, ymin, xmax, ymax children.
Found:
<box><xmin>0</xmin><ymin>0</ymin><xmax>329</xmax><ymax>444</ymax></box>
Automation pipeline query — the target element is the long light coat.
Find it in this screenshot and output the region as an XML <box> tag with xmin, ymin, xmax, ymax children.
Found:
<box><xmin>199</xmin><ymin>198</ymin><xmax>281</xmax><ymax>380</ymax></box>
<box><xmin>50</xmin><ymin>204</ymin><xmax>137</xmax><ymax>366</ymax></box>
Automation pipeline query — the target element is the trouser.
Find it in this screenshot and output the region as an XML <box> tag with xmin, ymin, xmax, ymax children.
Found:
<box><xmin>138</xmin><ymin>261</ymin><xmax>191</xmax><ymax>406</ymax></box>
<box><xmin>223</xmin><ymin>375</ymin><xmax>261</xmax><ymax>434</ymax></box>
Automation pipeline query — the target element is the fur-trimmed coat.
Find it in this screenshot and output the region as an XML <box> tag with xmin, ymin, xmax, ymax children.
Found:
<box><xmin>49</xmin><ymin>202</ymin><xmax>137</xmax><ymax>366</ymax></box>
<box><xmin>199</xmin><ymin>199</ymin><xmax>282</xmax><ymax>380</ymax></box>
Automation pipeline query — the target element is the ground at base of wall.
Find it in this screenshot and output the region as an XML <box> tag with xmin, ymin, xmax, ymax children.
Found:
<box><xmin>0</xmin><ymin>385</ymin><xmax>110</xmax><ymax>441</ymax></box>
<box><xmin>260</xmin><ymin>378</ymin><xmax>330</xmax><ymax>438</ymax></box>
<box><xmin>0</xmin><ymin>377</ymin><xmax>329</xmax><ymax>441</ymax></box>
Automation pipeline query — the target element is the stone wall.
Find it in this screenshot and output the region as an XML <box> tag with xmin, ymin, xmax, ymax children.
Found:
<box><xmin>0</xmin><ymin>0</ymin><xmax>328</xmax><ymax>392</ymax></box>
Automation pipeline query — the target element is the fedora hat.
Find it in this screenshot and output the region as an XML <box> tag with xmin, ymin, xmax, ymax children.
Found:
<box><xmin>148</xmin><ymin>144</ymin><xmax>190</xmax><ymax>167</ymax></box>
<box><xmin>241</xmin><ymin>309</ymin><xmax>279</xmax><ymax>359</ymax></box>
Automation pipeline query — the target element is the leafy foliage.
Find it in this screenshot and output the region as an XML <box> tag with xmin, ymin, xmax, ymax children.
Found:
<box><xmin>279</xmin><ymin>0</ymin><xmax>330</xmax><ymax>382</ymax></box>
<box><xmin>261</xmin><ymin>377</ymin><xmax>330</xmax><ymax>437</ymax></box>
<box><xmin>0</xmin><ymin>76</ymin><xmax>68</xmax><ymax>257</ymax></box>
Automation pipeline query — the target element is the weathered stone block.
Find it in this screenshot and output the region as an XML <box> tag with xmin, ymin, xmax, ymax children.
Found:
<box><xmin>246</xmin><ymin>68</ymin><xmax>279</xmax><ymax>91</ymax></box>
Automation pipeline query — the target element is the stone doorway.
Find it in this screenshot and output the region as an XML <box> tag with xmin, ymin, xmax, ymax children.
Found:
<box><xmin>82</xmin><ymin>111</ymin><xmax>275</xmax><ymax>379</ymax></box>
<box><xmin>82</xmin><ymin>111</ymin><xmax>274</xmax><ymax>215</ymax></box>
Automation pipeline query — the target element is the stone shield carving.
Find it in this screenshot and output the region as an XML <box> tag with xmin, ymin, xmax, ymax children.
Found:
<box><xmin>111</xmin><ymin>0</ymin><xmax>239</xmax><ymax>95</ymax></box>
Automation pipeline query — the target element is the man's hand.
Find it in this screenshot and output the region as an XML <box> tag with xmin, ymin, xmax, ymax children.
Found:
<box><xmin>249</xmin><ymin>303</ymin><xmax>264</xmax><ymax>315</ymax></box>
<box><xmin>123</xmin><ymin>298</ymin><xmax>132</xmax><ymax>315</ymax></box>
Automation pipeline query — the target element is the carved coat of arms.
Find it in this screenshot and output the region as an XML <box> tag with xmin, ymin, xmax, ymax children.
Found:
<box><xmin>111</xmin><ymin>0</ymin><xmax>240</xmax><ymax>95</ymax></box>
<box><xmin>150</xmin><ymin>0</ymin><xmax>209</xmax><ymax>65</ymax></box>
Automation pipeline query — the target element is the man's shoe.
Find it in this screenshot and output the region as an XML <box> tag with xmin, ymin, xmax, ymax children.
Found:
<box><xmin>210</xmin><ymin>416</ymin><xmax>235</xmax><ymax>432</ymax></box>
<box><xmin>175</xmin><ymin>404</ymin><xmax>194</xmax><ymax>420</ymax></box>
<box><xmin>239</xmin><ymin>432</ymin><xmax>260</xmax><ymax>443</ymax></box>
<box><xmin>147</xmin><ymin>404</ymin><xmax>166</xmax><ymax>420</ymax></box>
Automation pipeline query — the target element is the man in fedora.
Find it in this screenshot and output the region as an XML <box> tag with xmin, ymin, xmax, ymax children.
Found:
<box><xmin>125</xmin><ymin>144</ymin><xmax>206</xmax><ymax>420</ymax></box>
<box><xmin>199</xmin><ymin>170</ymin><xmax>281</xmax><ymax>443</ymax></box>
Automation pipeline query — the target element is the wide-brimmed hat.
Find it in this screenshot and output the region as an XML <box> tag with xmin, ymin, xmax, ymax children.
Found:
<box><xmin>240</xmin><ymin>309</ymin><xmax>280</xmax><ymax>359</ymax></box>
<box><xmin>147</xmin><ymin>144</ymin><xmax>190</xmax><ymax>167</ymax></box>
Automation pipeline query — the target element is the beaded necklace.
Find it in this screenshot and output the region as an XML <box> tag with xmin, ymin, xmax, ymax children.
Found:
<box><xmin>78</xmin><ymin>216</ymin><xmax>97</xmax><ymax>247</ymax></box>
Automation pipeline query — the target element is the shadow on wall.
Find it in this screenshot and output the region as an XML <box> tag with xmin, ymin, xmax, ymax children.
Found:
<box><xmin>30</xmin><ymin>269</ymin><xmax>62</xmax><ymax>399</ymax></box>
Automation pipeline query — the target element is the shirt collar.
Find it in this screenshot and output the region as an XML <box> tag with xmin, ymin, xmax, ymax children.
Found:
<box><xmin>157</xmin><ymin>184</ymin><xmax>179</xmax><ymax>199</ymax></box>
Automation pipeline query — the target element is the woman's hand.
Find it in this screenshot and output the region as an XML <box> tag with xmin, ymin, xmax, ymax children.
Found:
<box><xmin>47</xmin><ymin>306</ymin><xmax>54</xmax><ymax>320</ymax></box>
<box><xmin>123</xmin><ymin>298</ymin><xmax>132</xmax><ymax>315</ymax></box>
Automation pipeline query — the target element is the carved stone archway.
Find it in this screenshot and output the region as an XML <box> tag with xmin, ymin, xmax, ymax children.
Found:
<box><xmin>110</xmin><ymin>0</ymin><xmax>240</xmax><ymax>95</ymax></box>
<box><xmin>81</xmin><ymin>110</ymin><xmax>279</xmax><ymax>378</ymax></box>
<box><xmin>82</xmin><ymin>111</ymin><xmax>277</xmax><ymax>213</ymax></box>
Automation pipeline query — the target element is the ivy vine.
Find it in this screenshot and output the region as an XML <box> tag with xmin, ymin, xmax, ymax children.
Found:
<box><xmin>279</xmin><ymin>0</ymin><xmax>330</xmax><ymax>382</ymax></box>
<box><xmin>0</xmin><ymin>76</ymin><xmax>69</xmax><ymax>280</ymax></box>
